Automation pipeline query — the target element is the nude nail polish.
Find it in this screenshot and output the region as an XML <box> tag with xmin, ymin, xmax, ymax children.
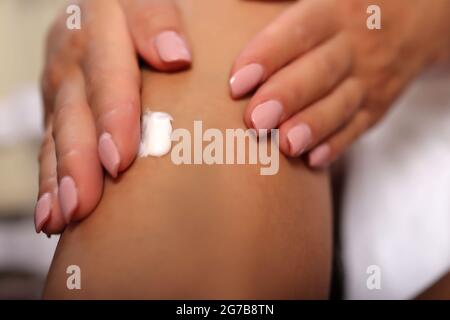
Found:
<box><xmin>59</xmin><ymin>176</ymin><xmax>78</xmax><ymax>224</ymax></box>
<box><xmin>35</xmin><ymin>193</ymin><xmax>52</xmax><ymax>233</ymax></box>
<box><xmin>251</xmin><ymin>100</ymin><xmax>283</xmax><ymax>131</ymax></box>
<box><xmin>98</xmin><ymin>132</ymin><xmax>120</xmax><ymax>178</ymax></box>
<box><xmin>309</xmin><ymin>144</ymin><xmax>331</xmax><ymax>168</ymax></box>
<box><xmin>287</xmin><ymin>124</ymin><xmax>312</xmax><ymax>157</ymax></box>
<box><xmin>155</xmin><ymin>31</ymin><xmax>191</xmax><ymax>63</ymax></box>
<box><xmin>230</xmin><ymin>63</ymin><xmax>264</xmax><ymax>98</ymax></box>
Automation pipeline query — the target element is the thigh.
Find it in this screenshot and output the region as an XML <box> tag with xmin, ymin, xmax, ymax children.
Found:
<box><xmin>43</xmin><ymin>0</ymin><xmax>333</xmax><ymax>299</ymax></box>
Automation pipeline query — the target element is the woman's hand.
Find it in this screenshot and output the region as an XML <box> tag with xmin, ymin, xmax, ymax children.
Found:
<box><xmin>36</xmin><ymin>0</ymin><xmax>192</xmax><ymax>234</ymax></box>
<box><xmin>230</xmin><ymin>0</ymin><xmax>450</xmax><ymax>168</ymax></box>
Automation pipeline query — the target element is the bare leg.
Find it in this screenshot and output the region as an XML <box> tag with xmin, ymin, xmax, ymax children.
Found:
<box><xmin>417</xmin><ymin>271</ymin><xmax>450</xmax><ymax>300</ymax></box>
<box><xmin>43</xmin><ymin>0</ymin><xmax>332</xmax><ymax>299</ymax></box>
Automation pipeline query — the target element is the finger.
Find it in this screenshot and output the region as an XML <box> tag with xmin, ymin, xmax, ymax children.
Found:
<box><xmin>278</xmin><ymin>78</ymin><xmax>363</xmax><ymax>157</ymax></box>
<box><xmin>35</xmin><ymin>123</ymin><xmax>66</xmax><ymax>235</ymax></box>
<box><xmin>53</xmin><ymin>68</ymin><xmax>103</xmax><ymax>224</ymax></box>
<box><xmin>244</xmin><ymin>34</ymin><xmax>352</xmax><ymax>131</ymax></box>
<box><xmin>308</xmin><ymin>110</ymin><xmax>373</xmax><ymax>168</ymax></box>
<box><xmin>41</xmin><ymin>13</ymin><xmax>85</xmax><ymax>124</ymax></box>
<box><xmin>230</xmin><ymin>0</ymin><xmax>338</xmax><ymax>98</ymax></box>
<box><xmin>121</xmin><ymin>0</ymin><xmax>192</xmax><ymax>71</ymax></box>
<box><xmin>82</xmin><ymin>0</ymin><xmax>141</xmax><ymax>178</ymax></box>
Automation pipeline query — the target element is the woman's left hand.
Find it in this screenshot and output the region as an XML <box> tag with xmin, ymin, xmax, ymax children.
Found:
<box><xmin>230</xmin><ymin>0</ymin><xmax>450</xmax><ymax>168</ymax></box>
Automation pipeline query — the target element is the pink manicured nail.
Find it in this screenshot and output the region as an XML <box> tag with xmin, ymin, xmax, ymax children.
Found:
<box><xmin>251</xmin><ymin>100</ymin><xmax>283</xmax><ymax>130</ymax></box>
<box><xmin>59</xmin><ymin>176</ymin><xmax>78</xmax><ymax>224</ymax></box>
<box><xmin>98</xmin><ymin>132</ymin><xmax>120</xmax><ymax>178</ymax></box>
<box><xmin>287</xmin><ymin>124</ymin><xmax>312</xmax><ymax>157</ymax></box>
<box><xmin>309</xmin><ymin>144</ymin><xmax>331</xmax><ymax>168</ymax></box>
<box><xmin>155</xmin><ymin>31</ymin><xmax>191</xmax><ymax>63</ymax></box>
<box><xmin>230</xmin><ymin>63</ymin><xmax>264</xmax><ymax>98</ymax></box>
<box><xmin>35</xmin><ymin>193</ymin><xmax>52</xmax><ymax>233</ymax></box>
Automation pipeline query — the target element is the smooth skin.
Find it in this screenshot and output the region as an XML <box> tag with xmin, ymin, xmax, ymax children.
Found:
<box><xmin>37</xmin><ymin>0</ymin><xmax>450</xmax><ymax>234</ymax></box>
<box><xmin>37</xmin><ymin>0</ymin><xmax>192</xmax><ymax>234</ymax></box>
<box><xmin>43</xmin><ymin>0</ymin><xmax>332</xmax><ymax>299</ymax></box>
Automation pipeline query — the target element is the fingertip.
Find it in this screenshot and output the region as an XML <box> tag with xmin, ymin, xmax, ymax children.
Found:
<box><xmin>308</xmin><ymin>143</ymin><xmax>331</xmax><ymax>169</ymax></box>
<box><xmin>229</xmin><ymin>63</ymin><xmax>264</xmax><ymax>99</ymax></box>
<box><xmin>138</xmin><ymin>31</ymin><xmax>193</xmax><ymax>72</ymax></box>
<box><xmin>34</xmin><ymin>193</ymin><xmax>52</xmax><ymax>233</ymax></box>
<box><xmin>286</xmin><ymin>124</ymin><xmax>312</xmax><ymax>157</ymax></box>
<box><xmin>98</xmin><ymin>132</ymin><xmax>120</xmax><ymax>178</ymax></box>
<box><xmin>55</xmin><ymin>153</ymin><xmax>103</xmax><ymax>225</ymax></box>
<box><xmin>58</xmin><ymin>176</ymin><xmax>79</xmax><ymax>224</ymax></box>
<box><xmin>249</xmin><ymin>100</ymin><xmax>283</xmax><ymax>131</ymax></box>
<box><xmin>154</xmin><ymin>31</ymin><xmax>192</xmax><ymax>64</ymax></box>
<box><xmin>39</xmin><ymin>187</ymin><xmax>68</xmax><ymax>235</ymax></box>
<box><xmin>124</xmin><ymin>0</ymin><xmax>192</xmax><ymax>72</ymax></box>
<box><xmin>98</xmin><ymin>104</ymin><xmax>141</xmax><ymax>174</ymax></box>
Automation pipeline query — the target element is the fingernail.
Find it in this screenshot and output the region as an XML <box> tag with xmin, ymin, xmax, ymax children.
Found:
<box><xmin>35</xmin><ymin>193</ymin><xmax>52</xmax><ymax>233</ymax></box>
<box><xmin>98</xmin><ymin>132</ymin><xmax>120</xmax><ymax>178</ymax></box>
<box><xmin>155</xmin><ymin>31</ymin><xmax>191</xmax><ymax>63</ymax></box>
<box><xmin>230</xmin><ymin>63</ymin><xmax>264</xmax><ymax>98</ymax></box>
<box><xmin>309</xmin><ymin>144</ymin><xmax>331</xmax><ymax>168</ymax></box>
<box><xmin>251</xmin><ymin>100</ymin><xmax>283</xmax><ymax>131</ymax></box>
<box><xmin>287</xmin><ymin>124</ymin><xmax>313</xmax><ymax>157</ymax></box>
<box><xmin>59</xmin><ymin>176</ymin><xmax>78</xmax><ymax>224</ymax></box>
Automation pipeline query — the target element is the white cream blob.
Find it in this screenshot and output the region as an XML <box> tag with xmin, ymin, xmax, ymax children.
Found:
<box><xmin>138</xmin><ymin>110</ymin><xmax>174</xmax><ymax>157</ymax></box>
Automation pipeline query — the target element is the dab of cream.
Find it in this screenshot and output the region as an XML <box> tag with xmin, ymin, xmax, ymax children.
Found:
<box><xmin>139</xmin><ymin>110</ymin><xmax>173</xmax><ymax>157</ymax></box>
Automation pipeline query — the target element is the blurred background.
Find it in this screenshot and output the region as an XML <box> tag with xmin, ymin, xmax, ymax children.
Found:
<box><xmin>0</xmin><ymin>0</ymin><xmax>65</xmax><ymax>299</ymax></box>
<box><xmin>0</xmin><ymin>0</ymin><xmax>449</xmax><ymax>300</ymax></box>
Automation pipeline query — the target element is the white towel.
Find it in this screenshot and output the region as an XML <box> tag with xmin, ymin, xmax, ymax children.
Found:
<box><xmin>342</xmin><ymin>65</ymin><xmax>450</xmax><ymax>299</ymax></box>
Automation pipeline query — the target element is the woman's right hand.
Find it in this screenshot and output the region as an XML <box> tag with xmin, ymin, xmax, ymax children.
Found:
<box><xmin>36</xmin><ymin>0</ymin><xmax>192</xmax><ymax>235</ymax></box>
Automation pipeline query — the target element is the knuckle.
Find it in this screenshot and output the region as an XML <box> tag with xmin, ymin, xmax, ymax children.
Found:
<box><xmin>314</xmin><ymin>54</ymin><xmax>339</xmax><ymax>87</ymax></box>
<box><xmin>41</xmin><ymin>61</ymin><xmax>64</xmax><ymax>97</ymax></box>
<box><xmin>39</xmin><ymin>176</ymin><xmax>57</xmax><ymax>194</ymax></box>
<box><xmin>57</xmin><ymin>147</ymin><xmax>80</xmax><ymax>167</ymax></box>
<box><xmin>145</xmin><ymin>3</ymin><xmax>179</xmax><ymax>25</ymax></box>
<box><xmin>83</xmin><ymin>65</ymin><xmax>108</xmax><ymax>88</ymax></box>
<box><xmin>38</xmin><ymin>135</ymin><xmax>53</xmax><ymax>164</ymax></box>
<box><xmin>94</xmin><ymin>97</ymin><xmax>139</xmax><ymax>128</ymax></box>
<box><xmin>52</xmin><ymin>99</ymin><xmax>73</xmax><ymax>135</ymax></box>
<box><xmin>341</xmin><ymin>79</ymin><xmax>363</xmax><ymax>113</ymax></box>
<box><xmin>129</xmin><ymin>1</ymin><xmax>180</xmax><ymax>34</ymax></box>
<box><xmin>84</xmin><ymin>67</ymin><xmax>140</xmax><ymax>96</ymax></box>
<box><xmin>46</xmin><ymin>14</ymin><xmax>85</xmax><ymax>58</ymax></box>
<box><xmin>65</xmin><ymin>30</ymin><xmax>86</xmax><ymax>53</ymax></box>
